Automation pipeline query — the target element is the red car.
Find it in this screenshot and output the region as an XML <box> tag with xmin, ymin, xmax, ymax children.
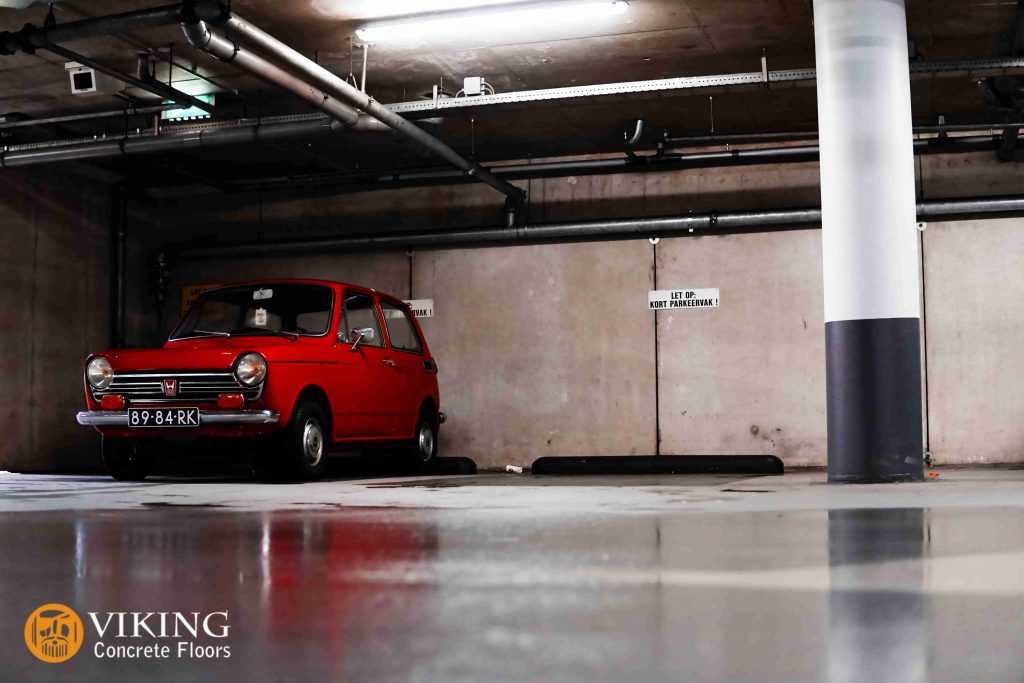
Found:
<box><xmin>76</xmin><ymin>280</ymin><xmax>444</xmax><ymax>481</ymax></box>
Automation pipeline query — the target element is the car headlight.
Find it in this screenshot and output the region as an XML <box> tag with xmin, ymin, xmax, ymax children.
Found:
<box><xmin>234</xmin><ymin>352</ymin><xmax>267</xmax><ymax>387</ymax></box>
<box><xmin>86</xmin><ymin>356</ymin><xmax>114</xmax><ymax>389</ymax></box>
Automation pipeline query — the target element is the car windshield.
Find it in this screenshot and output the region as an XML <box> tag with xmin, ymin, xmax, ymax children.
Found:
<box><xmin>170</xmin><ymin>284</ymin><xmax>334</xmax><ymax>340</ymax></box>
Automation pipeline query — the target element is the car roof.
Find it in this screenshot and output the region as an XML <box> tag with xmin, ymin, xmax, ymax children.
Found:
<box><xmin>206</xmin><ymin>278</ymin><xmax>381</xmax><ymax>297</ymax></box>
<box><xmin>199</xmin><ymin>279</ymin><xmax>415</xmax><ymax>310</ymax></box>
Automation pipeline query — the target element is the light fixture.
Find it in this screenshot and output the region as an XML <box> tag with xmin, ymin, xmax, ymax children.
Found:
<box><xmin>161</xmin><ymin>94</ymin><xmax>215</xmax><ymax>121</ymax></box>
<box><xmin>355</xmin><ymin>0</ymin><xmax>629</xmax><ymax>43</ymax></box>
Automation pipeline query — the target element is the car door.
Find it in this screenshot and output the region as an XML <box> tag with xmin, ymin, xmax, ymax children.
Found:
<box><xmin>378</xmin><ymin>300</ymin><xmax>427</xmax><ymax>437</ymax></box>
<box><xmin>329</xmin><ymin>290</ymin><xmax>393</xmax><ymax>438</ymax></box>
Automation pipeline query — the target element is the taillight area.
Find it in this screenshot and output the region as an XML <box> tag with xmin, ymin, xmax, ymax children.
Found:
<box><xmin>217</xmin><ymin>394</ymin><xmax>245</xmax><ymax>409</ymax></box>
<box><xmin>100</xmin><ymin>395</ymin><xmax>125</xmax><ymax>410</ymax></box>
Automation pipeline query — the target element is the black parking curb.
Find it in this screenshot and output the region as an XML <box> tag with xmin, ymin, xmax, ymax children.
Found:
<box><xmin>529</xmin><ymin>455</ymin><xmax>784</xmax><ymax>476</ymax></box>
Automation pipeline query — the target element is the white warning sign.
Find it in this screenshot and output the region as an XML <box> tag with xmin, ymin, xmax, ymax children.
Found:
<box><xmin>403</xmin><ymin>299</ymin><xmax>434</xmax><ymax>318</ymax></box>
<box><xmin>648</xmin><ymin>288</ymin><xmax>720</xmax><ymax>310</ymax></box>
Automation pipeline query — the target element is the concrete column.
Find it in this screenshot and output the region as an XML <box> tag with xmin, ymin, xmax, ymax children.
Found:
<box><xmin>813</xmin><ymin>0</ymin><xmax>924</xmax><ymax>482</ymax></box>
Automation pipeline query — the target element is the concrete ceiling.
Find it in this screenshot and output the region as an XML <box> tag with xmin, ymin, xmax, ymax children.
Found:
<box><xmin>0</xmin><ymin>0</ymin><xmax>1018</xmax><ymax>184</ymax></box>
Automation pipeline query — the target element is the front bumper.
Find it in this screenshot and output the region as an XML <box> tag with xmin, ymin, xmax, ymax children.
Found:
<box><xmin>76</xmin><ymin>410</ymin><xmax>280</xmax><ymax>426</ymax></box>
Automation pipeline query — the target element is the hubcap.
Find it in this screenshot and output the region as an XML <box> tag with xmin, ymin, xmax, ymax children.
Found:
<box><xmin>302</xmin><ymin>418</ymin><xmax>324</xmax><ymax>467</ymax></box>
<box><xmin>418</xmin><ymin>424</ymin><xmax>435</xmax><ymax>463</ymax></box>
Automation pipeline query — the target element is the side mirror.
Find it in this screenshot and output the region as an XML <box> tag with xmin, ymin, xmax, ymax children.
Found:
<box><xmin>349</xmin><ymin>327</ymin><xmax>375</xmax><ymax>352</ymax></box>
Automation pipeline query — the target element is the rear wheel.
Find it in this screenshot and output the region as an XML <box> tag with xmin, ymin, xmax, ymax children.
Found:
<box><xmin>405</xmin><ymin>410</ymin><xmax>438</xmax><ymax>468</ymax></box>
<box><xmin>258</xmin><ymin>400</ymin><xmax>330</xmax><ymax>481</ymax></box>
<box><xmin>102</xmin><ymin>437</ymin><xmax>148</xmax><ymax>481</ymax></box>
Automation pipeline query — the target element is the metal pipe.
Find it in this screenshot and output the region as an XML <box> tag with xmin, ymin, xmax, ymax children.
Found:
<box><xmin>172</xmin><ymin>195</ymin><xmax>1024</xmax><ymax>259</ymax></box>
<box><xmin>0</xmin><ymin>2</ymin><xmax>227</xmax><ymax>55</ymax></box>
<box><xmin>667</xmin><ymin>122</ymin><xmax>1024</xmax><ymax>148</ymax></box>
<box><xmin>43</xmin><ymin>43</ymin><xmax>217</xmax><ymax>116</ymax></box>
<box><xmin>0</xmin><ymin>118</ymin><xmax>337</xmax><ymax>167</ymax></box>
<box><xmin>0</xmin><ymin>104</ymin><xmax>175</xmax><ymax>130</ymax></box>
<box><xmin>181</xmin><ymin>21</ymin><xmax>378</xmax><ymax>130</ymax></box>
<box><xmin>0</xmin><ymin>121</ymin><xmax>998</xmax><ymax>172</ymax></box>
<box><xmin>626</xmin><ymin>119</ymin><xmax>644</xmax><ymax>145</ymax></box>
<box><xmin>111</xmin><ymin>186</ymin><xmax>127</xmax><ymax>348</ymax></box>
<box><xmin>215</xmin><ymin>13</ymin><xmax>526</xmax><ymax>202</ymax></box>
<box><xmin>360</xmin><ymin>43</ymin><xmax>369</xmax><ymax>93</ymax></box>
<box><xmin>221</xmin><ymin>135</ymin><xmax>999</xmax><ymax>191</ymax></box>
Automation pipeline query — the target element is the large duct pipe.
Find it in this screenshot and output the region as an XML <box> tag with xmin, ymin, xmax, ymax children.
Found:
<box><xmin>0</xmin><ymin>2</ymin><xmax>228</xmax><ymax>55</ymax></box>
<box><xmin>172</xmin><ymin>195</ymin><xmax>1024</xmax><ymax>259</ymax></box>
<box><xmin>205</xmin><ymin>12</ymin><xmax>526</xmax><ymax>203</ymax></box>
<box><xmin>180</xmin><ymin>21</ymin><xmax>373</xmax><ymax>129</ymax></box>
<box><xmin>0</xmin><ymin>118</ymin><xmax>339</xmax><ymax>168</ymax></box>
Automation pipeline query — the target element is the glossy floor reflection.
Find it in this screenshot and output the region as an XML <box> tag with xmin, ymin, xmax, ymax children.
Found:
<box><xmin>2</xmin><ymin>471</ymin><xmax>1024</xmax><ymax>682</ymax></box>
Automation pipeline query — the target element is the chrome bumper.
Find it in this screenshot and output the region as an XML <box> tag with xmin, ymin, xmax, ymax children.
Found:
<box><xmin>76</xmin><ymin>410</ymin><xmax>280</xmax><ymax>426</ymax></box>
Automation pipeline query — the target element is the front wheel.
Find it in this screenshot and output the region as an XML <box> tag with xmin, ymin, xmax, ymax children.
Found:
<box><xmin>405</xmin><ymin>413</ymin><xmax>438</xmax><ymax>468</ymax></box>
<box><xmin>261</xmin><ymin>400</ymin><xmax>329</xmax><ymax>481</ymax></box>
<box><xmin>102</xmin><ymin>437</ymin><xmax>148</xmax><ymax>481</ymax></box>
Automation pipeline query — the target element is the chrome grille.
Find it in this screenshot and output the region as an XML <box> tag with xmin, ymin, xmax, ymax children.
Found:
<box><xmin>92</xmin><ymin>371</ymin><xmax>261</xmax><ymax>404</ymax></box>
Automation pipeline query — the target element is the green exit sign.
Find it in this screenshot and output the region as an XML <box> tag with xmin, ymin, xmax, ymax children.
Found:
<box><xmin>161</xmin><ymin>94</ymin><xmax>214</xmax><ymax>121</ymax></box>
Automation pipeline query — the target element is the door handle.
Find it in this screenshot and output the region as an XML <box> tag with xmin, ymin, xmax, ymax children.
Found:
<box><xmin>383</xmin><ymin>359</ymin><xmax>396</xmax><ymax>367</ymax></box>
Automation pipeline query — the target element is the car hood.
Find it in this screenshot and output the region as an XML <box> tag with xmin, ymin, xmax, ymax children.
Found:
<box><xmin>92</xmin><ymin>337</ymin><xmax>334</xmax><ymax>371</ymax></box>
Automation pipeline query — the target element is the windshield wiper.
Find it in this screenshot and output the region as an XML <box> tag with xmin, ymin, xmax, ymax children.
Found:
<box><xmin>230</xmin><ymin>328</ymin><xmax>299</xmax><ymax>341</ymax></box>
<box><xmin>192</xmin><ymin>329</ymin><xmax>231</xmax><ymax>338</ymax></box>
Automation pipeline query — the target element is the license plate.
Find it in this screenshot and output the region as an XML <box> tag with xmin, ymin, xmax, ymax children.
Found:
<box><xmin>128</xmin><ymin>407</ymin><xmax>200</xmax><ymax>428</ymax></box>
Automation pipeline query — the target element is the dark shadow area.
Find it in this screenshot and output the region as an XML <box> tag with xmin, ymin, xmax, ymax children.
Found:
<box><xmin>369</xmin><ymin>473</ymin><xmax>749</xmax><ymax>488</ymax></box>
<box><xmin>139</xmin><ymin>447</ymin><xmax>477</xmax><ymax>482</ymax></box>
<box><xmin>324</xmin><ymin>455</ymin><xmax>477</xmax><ymax>478</ymax></box>
<box><xmin>531</xmin><ymin>455</ymin><xmax>784</xmax><ymax>475</ymax></box>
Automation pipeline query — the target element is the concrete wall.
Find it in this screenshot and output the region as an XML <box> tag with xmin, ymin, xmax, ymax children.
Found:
<box><xmin>162</xmin><ymin>253</ymin><xmax>410</xmax><ymax>331</ymax></box>
<box><xmin>0</xmin><ymin>168</ymin><xmax>111</xmax><ymax>472</ymax></box>
<box><xmin>100</xmin><ymin>150</ymin><xmax>1024</xmax><ymax>470</ymax></box>
<box><xmin>656</xmin><ymin>230</ymin><xmax>826</xmax><ymax>465</ymax></box>
<box><xmin>413</xmin><ymin>241</ymin><xmax>657</xmax><ymax>465</ymax></box>
<box><xmin>924</xmin><ymin>219</ymin><xmax>1024</xmax><ymax>465</ymax></box>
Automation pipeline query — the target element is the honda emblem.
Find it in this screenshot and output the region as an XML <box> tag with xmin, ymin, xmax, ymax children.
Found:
<box><xmin>162</xmin><ymin>379</ymin><xmax>178</xmax><ymax>397</ymax></box>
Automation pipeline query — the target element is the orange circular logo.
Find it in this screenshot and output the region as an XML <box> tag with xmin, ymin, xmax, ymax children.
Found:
<box><xmin>24</xmin><ymin>604</ymin><xmax>84</xmax><ymax>663</ymax></box>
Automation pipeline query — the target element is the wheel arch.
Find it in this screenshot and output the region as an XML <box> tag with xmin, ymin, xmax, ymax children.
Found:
<box><xmin>418</xmin><ymin>396</ymin><xmax>438</xmax><ymax>430</ymax></box>
<box><xmin>294</xmin><ymin>385</ymin><xmax>332</xmax><ymax>433</ymax></box>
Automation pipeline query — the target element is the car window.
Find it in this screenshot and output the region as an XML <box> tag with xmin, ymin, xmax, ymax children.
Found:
<box><xmin>380</xmin><ymin>302</ymin><xmax>424</xmax><ymax>354</ymax></box>
<box><xmin>170</xmin><ymin>283</ymin><xmax>333</xmax><ymax>340</ymax></box>
<box><xmin>296</xmin><ymin>310</ymin><xmax>329</xmax><ymax>332</ymax></box>
<box><xmin>341</xmin><ymin>292</ymin><xmax>384</xmax><ymax>348</ymax></box>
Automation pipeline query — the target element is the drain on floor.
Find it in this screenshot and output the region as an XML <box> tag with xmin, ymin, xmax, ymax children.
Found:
<box><xmin>141</xmin><ymin>502</ymin><xmax>227</xmax><ymax>508</ymax></box>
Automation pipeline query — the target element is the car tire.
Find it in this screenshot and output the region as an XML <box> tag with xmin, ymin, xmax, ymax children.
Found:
<box><xmin>102</xmin><ymin>437</ymin><xmax>148</xmax><ymax>481</ymax></box>
<box><xmin>271</xmin><ymin>400</ymin><xmax>330</xmax><ymax>481</ymax></box>
<box><xmin>405</xmin><ymin>410</ymin><xmax>438</xmax><ymax>469</ymax></box>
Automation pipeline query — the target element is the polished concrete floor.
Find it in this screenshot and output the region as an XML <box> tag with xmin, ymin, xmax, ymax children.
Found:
<box><xmin>3</xmin><ymin>467</ymin><xmax>1024</xmax><ymax>682</ymax></box>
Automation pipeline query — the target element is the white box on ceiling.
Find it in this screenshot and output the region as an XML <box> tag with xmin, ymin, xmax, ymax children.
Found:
<box><xmin>463</xmin><ymin>76</ymin><xmax>484</xmax><ymax>96</ymax></box>
<box><xmin>64</xmin><ymin>61</ymin><xmax>122</xmax><ymax>96</ymax></box>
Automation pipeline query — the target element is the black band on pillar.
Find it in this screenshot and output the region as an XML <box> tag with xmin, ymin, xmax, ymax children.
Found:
<box><xmin>825</xmin><ymin>318</ymin><xmax>924</xmax><ymax>483</ymax></box>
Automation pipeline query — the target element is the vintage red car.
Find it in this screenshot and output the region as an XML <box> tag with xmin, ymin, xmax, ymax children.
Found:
<box><xmin>76</xmin><ymin>279</ymin><xmax>443</xmax><ymax>481</ymax></box>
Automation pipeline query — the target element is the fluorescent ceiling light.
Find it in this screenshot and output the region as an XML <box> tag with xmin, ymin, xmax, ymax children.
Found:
<box><xmin>356</xmin><ymin>0</ymin><xmax>629</xmax><ymax>42</ymax></box>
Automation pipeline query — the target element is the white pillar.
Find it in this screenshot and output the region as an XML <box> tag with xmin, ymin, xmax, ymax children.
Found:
<box><xmin>813</xmin><ymin>0</ymin><xmax>923</xmax><ymax>482</ymax></box>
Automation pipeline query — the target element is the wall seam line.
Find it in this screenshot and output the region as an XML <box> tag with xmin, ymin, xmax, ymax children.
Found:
<box><xmin>653</xmin><ymin>240</ymin><xmax>661</xmax><ymax>457</ymax></box>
